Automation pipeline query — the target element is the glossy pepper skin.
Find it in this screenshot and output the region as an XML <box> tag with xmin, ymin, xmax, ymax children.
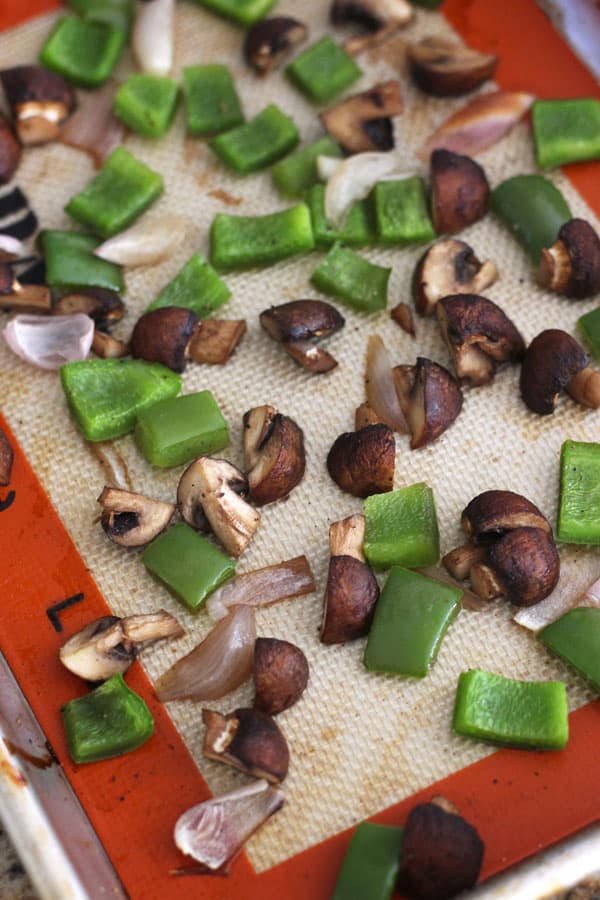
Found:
<box><xmin>40</xmin><ymin>16</ymin><xmax>126</xmax><ymax>88</ymax></box>
<box><xmin>373</xmin><ymin>176</ymin><xmax>435</xmax><ymax>246</ymax></box>
<box><xmin>490</xmin><ymin>174</ymin><xmax>571</xmax><ymax>264</ymax></box>
<box><xmin>539</xmin><ymin>607</ymin><xmax>600</xmax><ymax>691</ymax></box>
<box><xmin>331</xmin><ymin>822</ymin><xmax>404</xmax><ymax>900</ymax></box>
<box><xmin>146</xmin><ymin>252</ymin><xmax>231</xmax><ymax>316</ymax></box>
<box><xmin>310</xmin><ymin>242</ymin><xmax>391</xmax><ymax>313</ymax></box>
<box><xmin>532</xmin><ymin>99</ymin><xmax>600</xmax><ymax>169</ymax></box>
<box><xmin>183</xmin><ymin>65</ymin><xmax>243</xmax><ymax>136</ymax></box>
<box><xmin>210</xmin><ymin>204</ymin><xmax>314</xmax><ymax>271</ymax></box>
<box><xmin>190</xmin><ymin>0</ymin><xmax>276</xmax><ymax>26</ymax></box>
<box><xmin>67</xmin><ymin>0</ymin><xmax>134</xmax><ymax>33</ymax></box>
<box><xmin>114</xmin><ymin>74</ymin><xmax>180</xmax><ymax>138</ymax></box>
<box><xmin>286</xmin><ymin>36</ymin><xmax>362</xmax><ymax>103</ymax></box>
<box><xmin>134</xmin><ymin>390</ymin><xmax>229</xmax><ymax>468</ymax></box>
<box><xmin>305</xmin><ymin>184</ymin><xmax>372</xmax><ymax>250</ymax></box>
<box><xmin>272</xmin><ymin>136</ymin><xmax>342</xmax><ymax>199</ymax></box>
<box><xmin>577</xmin><ymin>307</ymin><xmax>600</xmax><ymax>362</ymax></box>
<box><xmin>41</xmin><ymin>230</ymin><xmax>124</xmax><ymax>293</ymax></box>
<box><xmin>557</xmin><ymin>440</ymin><xmax>600</xmax><ymax>544</ymax></box>
<box><xmin>210</xmin><ymin>104</ymin><xmax>299</xmax><ymax>174</ymax></box>
<box><xmin>363</xmin><ymin>483</ymin><xmax>440</xmax><ymax>569</ymax></box>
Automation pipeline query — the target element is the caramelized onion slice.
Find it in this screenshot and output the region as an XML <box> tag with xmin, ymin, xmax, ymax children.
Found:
<box><xmin>514</xmin><ymin>561</ymin><xmax>600</xmax><ymax>632</ymax></box>
<box><xmin>365</xmin><ymin>334</ymin><xmax>409</xmax><ymax>434</ymax></box>
<box><xmin>154</xmin><ymin>605</ymin><xmax>255</xmax><ymax>702</ymax></box>
<box><xmin>206</xmin><ymin>556</ymin><xmax>316</xmax><ymax>622</ymax></box>
<box><xmin>94</xmin><ymin>216</ymin><xmax>187</xmax><ymax>267</ymax></box>
<box><xmin>60</xmin><ymin>81</ymin><xmax>123</xmax><ymax>168</ymax></box>
<box><xmin>3</xmin><ymin>313</ymin><xmax>94</xmax><ymax>369</ymax></box>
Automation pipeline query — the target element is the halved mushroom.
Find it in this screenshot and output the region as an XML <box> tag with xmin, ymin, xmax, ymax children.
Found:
<box><xmin>98</xmin><ymin>486</ymin><xmax>175</xmax><ymax>547</ymax></box>
<box><xmin>393</xmin><ymin>357</ymin><xmax>463</xmax><ymax>449</ymax></box>
<box><xmin>177</xmin><ymin>457</ymin><xmax>260</xmax><ymax>557</ymax></box>
<box><xmin>130</xmin><ymin>306</ymin><xmax>198</xmax><ymax>373</ymax></box>
<box><xmin>520</xmin><ymin>328</ymin><xmax>600</xmax><ymax>414</ymax></box>
<box><xmin>407</xmin><ymin>36</ymin><xmax>497</xmax><ymax>96</ymax></box>
<box><xmin>187</xmin><ymin>319</ymin><xmax>246</xmax><ymax>366</ymax></box>
<box><xmin>412</xmin><ymin>239</ymin><xmax>498</xmax><ymax>317</ymax></box>
<box><xmin>52</xmin><ymin>288</ymin><xmax>124</xmax><ymax>328</ymax></box>
<box><xmin>202</xmin><ymin>707</ymin><xmax>290</xmax><ymax>783</ymax></box>
<box><xmin>330</xmin><ymin>0</ymin><xmax>413</xmax><ymax>54</ymax></box>
<box><xmin>430</xmin><ymin>149</ymin><xmax>489</xmax><ymax>235</ymax></box>
<box><xmin>91</xmin><ymin>330</ymin><xmax>129</xmax><ymax>359</ymax></box>
<box><xmin>253</xmin><ymin>637</ymin><xmax>309</xmax><ymax>715</ymax></box>
<box><xmin>59</xmin><ymin>610</ymin><xmax>183</xmax><ymax>682</ymax></box>
<box><xmin>329</xmin><ymin>513</ymin><xmax>366</xmax><ymax>561</ymax></box>
<box><xmin>260</xmin><ymin>299</ymin><xmax>345</xmax><ymax>373</ymax></box>
<box><xmin>461</xmin><ymin>490</ymin><xmax>552</xmax><ymax>541</ymax></box>
<box><xmin>243</xmin><ymin>17</ymin><xmax>308</xmax><ymax>75</ymax></box>
<box><xmin>0</xmin><ymin>263</ymin><xmax>50</xmax><ymax>311</ymax></box>
<box><xmin>0</xmin><ymin>113</ymin><xmax>22</xmax><ymax>184</ymax></box>
<box><xmin>390</xmin><ymin>301</ymin><xmax>415</xmax><ymax>336</ymax></box>
<box><xmin>0</xmin><ymin>66</ymin><xmax>76</xmax><ymax>145</ymax></box>
<box><xmin>320</xmin><ymin>81</ymin><xmax>403</xmax><ymax>154</ymax></box>
<box><xmin>327</xmin><ymin>423</ymin><xmax>395</xmax><ymax>497</ymax></box>
<box><xmin>243</xmin><ymin>405</ymin><xmax>306</xmax><ymax>506</ymax></box>
<box><xmin>355</xmin><ymin>401</ymin><xmax>382</xmax><ymax>430</ymax></box>
<box><xmin>321</xmin><ymin>555</ymin><xmax>379</xmax><ymax>643</ymax></box>
<box><xmin>0</xmin><ymin>427</ymin><xmax>13</xmax><ymax>486</ymax></box>
<box><xmin>538</xmin><ymin>218</ymin><xmax>600</xmax><ymax>299</ymax></box>
<box><xmin>437</xmin><ymin>294</ymin><xmax>525</xmax><ymax>386</ymax></box>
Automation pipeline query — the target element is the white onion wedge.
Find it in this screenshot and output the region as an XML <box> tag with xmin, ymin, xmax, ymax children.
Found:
<box><xmin>3</xmin><ymin>313</ymin><xmax>94</xmax><ymax>369</ymax></box>
<box><xmin>154</xmin><ymin>605</ymin><xmax>255</xmax><ymax>702</ymax></box>
<box><xmin>514</xmin><ymin>562</ymin><xmax>600</xmax><ymax>632</ymax></box>
<box><xmin>317</xmin><ymin>155</ymin><xmax>343</xmax><ymax>181</ymax></box>
<box><xmin>94</xmin><ymin>216</ymin><xmax>187</xmax><ymax>267</ymax></box>
<box><xmin>206</xmin><ymin>556</ymin><xmax>316</xmax><ymax>622</ymax></box>
<box><xmin>324</xmin><ymin>151</ymin><xmax>402</xmax><ymax>229</ymax></box>
<box><xmin>133</xmin><ymin>0</ymin><xmax>174</xmax><ymax>76</ymax></box>
<box><xmin>365</xmin><ymin>334</ymin><xmax>409</xmax><ymax>434</ymax></box>
<box><xmin>60</xmin><ymin>82</ymin><xmax>123</xmax><ymax>168</ymax></box>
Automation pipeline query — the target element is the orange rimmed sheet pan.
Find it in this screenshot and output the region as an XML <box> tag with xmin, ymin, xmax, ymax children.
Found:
<box><xmin>1</xmin><ymin>1</ymin><xmax>600</xmax><ymax>898</ymax></box>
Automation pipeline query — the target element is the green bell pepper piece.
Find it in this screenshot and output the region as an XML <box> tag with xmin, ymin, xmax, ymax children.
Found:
<box><xmin>557</xmin><ymin>440</ymin><xmax>600</xmax><ymax>544</ymax></box>
<box><xmin>67</xmin><ymin>0</ymin><xmax>134</xmax><ymax>32</ymax></box>
<box><xmin>210</xmin><ymin>204</ymin><xmax>314</xmax><ymax>271</ymax></box>
<box><xmin>65</xmin><ymin>147</ymin><xmax>163</xmax><ymax>240</ymax></box>
<box><xmin>62</xmin><ymin>673</ymin><xmax>154</xmax><ymax>764</ymax></box>
<box><xmin>305</xmin><ymin>184</ymin><xmax>372</xmax><ymax>249</ymax></box>
<box><xmin>286</xmin><ymin>36</ymin><xmax>362</xmax><ymax>103</ymax></box>
<box><xmin>134</xmin><ymin>390</ymin><xmax>229</xmax><ymax>468</ymax></box>
<box><xmin>39</xmin><ymin>16</ymin><xmax>126</xmax><ymax>89</ymax></box>
<box><xmin>539</xmin><ymin>607</ymin><xmax>600</xmax><ymax>691</ymax></box>
<box><xmin>373</xmin><ymin>177</ymin><xmax>435</xmax><ymax>246</ymax></box>
<box><xmin>114</xmin><ymin>74</ymin><xmax>179</xmax><ymax>138</ymax></box>
<box><xmin>490</xmin><ymin>174</ymin><xmax>571</xmax><ymax>265</ymax></box>
<box><xmin>271</xmin><ymin>136</ymin><xmax>342</xmax><ymax>199</ymax></box>
<box><xmin>61</xmin><ymin>359</ymin><xmax>181</xmax><ymax>442</ymax></box>
<box><xmin>364</xmin><ymin>567</ymin><xmax>460</xmax><ymax>677</ymax></box>
<box><xmin>532</xmin><ymin>99</ymin><xmax>600</xmax><ymax>169</ymax></box>
<box><xmin>310</xmin><ymin>242</ymin><xmax>390</xmax><ymax>312</ymax></box>
<box><xmin>452</xmin><ymin>669</ymin><xmax>569</xmax><ymax>750</ymax></box>
<box><xmin>147</xmin><ymin>253</ymin><xmax>231</xmax><ymax>316</ymax></box>
<box><xmin>183</xmin><ymin>65</ymin><xmax>243</xmax><ymax>136</ymax></box>
<box><xmin>210</xmin><ymin>105</ymin><xmax>299</xmax><ymax>174</ymax></box>
<box><xmin>364</xmin><ymin>483</ymin><xmax>440</xmax><ymax>569</ymax></box>
<box><xmin>332</xmin><ymin>822</ymin><xmax>404</xmax><ymax>900</ymax></box>
<box><xmin>190</xmin><ymin>0</ymin><xmax>276</xmax><ymax>26</ymax></box>
<box><xmin>40</xmin><ymin>230</ymin><xmax>124</xmax><ymax>293</ymax></box>
<box><xmin>142</xmin><ymin>523</ymin><xmax>235</xmax><ymax>612</ymax></box>
<box><xmin>577</xmin><ymin>307</ymin><xmax>600</xmax><ymax>362</ymax></box>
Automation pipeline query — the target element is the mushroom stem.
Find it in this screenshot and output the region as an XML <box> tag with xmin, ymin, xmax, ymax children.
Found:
<box><xmin>567</xmin><ymin>367</ymin><xmax>600</xmax><ymax>409</ymax></box>
<box><xmin>443</xmin><ymin>544</ymin><xmax>486</xmax><ymax>580</ymax></box>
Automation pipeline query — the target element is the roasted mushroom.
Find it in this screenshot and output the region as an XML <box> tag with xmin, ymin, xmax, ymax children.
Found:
<box><xmin>98</xmin><ymin>486</ymin><xmax>175</xmax><ymax>547</ymax></box>
<box><xmin>355</xmin><ymin>401</ymin><xmax>382</xmax><ymax>430</ymax></box>
<box><xmin>253</xmin><ymin>637</ymin><xmax>309</xmax><ymax>715</ymax></box>
<box><xmin>0</xmin><ymin>113</ymin><xmax>22</xmax><ymax>184</ymax></box>
<box><xmin>130</xmin><ymin>306</ymin><xmax>198</xmax><ymax>373</ymax></box>
<box><xmin>393</xmin><ymin>358</ymin><xmax>463</xmax><ymax>449</ymax></box>
<box><xmin>520</xmin><ymin>329</ymin><xmax>600</xmax><ymax>414</ymax></box>
<box><xmin>202</xmin><ymin>707</ymin><xmax>290</xmax><ymax>783</ymax></box>
<box><xmin>243</xmin><ymin>17</ymin><xmax>308</xmax><ymax>74</ymax></box>
<box><xmin>430</xmin><ymin>149</ymin><xmax>489</xmax><ymax>235</ymax></box>
<box><xmin>177</xmin><ymin>457</ymin><xmax>260</xmax><ymax>557</ymax></box>
<box><xmin>412</xmin><ymin>239</ymin><xmax>498</xmax><ymax>317</ymax></box>
<box><xmin>0</xmin><ymin>263</ymin><xmax>50</xmax><ymax>311</ymax></box>
<box><xmin>243</xmin><ymin>405</ymin><xmax>306</xmax><ymax>506</ymax></box>
<box><xmin>437</xmin><ymin>294</ymin><xmax>525</xmax><ymax>386</ymax></box>
<box><xmin>52</xmin><ymin>288</ymin><xmax>124</xmax><ymax>328</ymax></box>
<box><xmin>390</xmin><ymin>301</ymin><xmax>415</xmax><ymax>336</ymax></box>
<box><xmin>538</xmin><ymin>218</ymin><xmax>600</xmax><ymax>299</ymax></box>
<box><xmin>321</xmin><ymin>554</ymin><xmax>379</xmax><ymax>643</ymax></box>
<box><xmin>320</xmin><ymin>81</ymin><xmax>403</xmax><ymax>154</ymax></box>
<box><xmin>0</xmin><ymin>427</ymin><xmax>13</xmax><ymax>486</ymax></box>
<box><xmin>91</xmin><ymin>330</ymin><xmax>129</xmax><ymax>359</ymax></box>
<box><xmin>0</xmin><ymin>65</ymin><xmax>75</xmax><ymax>144</ymax></box>
<box><xmin>330</xmin><ymin>0</ymin><xmax>413</xmax><ymax>54</ymax></box>
<box><xmin>329</xmin><ymin>513</ymin><xmax>366</xmax><ymax>561</ymax></box>
<box><xmin>407</xmin><ymin>36</ymin><xmax>497</xmax><ymax>97</ymax></box>
<box><xmin>187</xmin><ymin>319</ymin><xmax>246</xmax><ymax>365</ymax></box>
<box><xmin>260</xmin><ymin>299</ymin><xmax>345</xmax><ymax>373</ymax></box>
<box><xmin>461</xmin><ymin>490</ymin><xmax>552</xmax><ymax>541</ymax></box>
<box><xmin>327</xmin><ymin>423</ymin><xmax>395</xmax><ymax>497</ymax></box>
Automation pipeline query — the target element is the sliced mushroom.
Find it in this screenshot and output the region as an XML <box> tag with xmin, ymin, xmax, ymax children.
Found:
<box><xmin>0</xmin><ymin>427</ymin><xmax>14</xmax><ymax>486</ymax></box>
<box><xmin>187</xmin><ymin>319</ymin><xmax>246</xmax><ymax>366</ymax></box>
<box><xmin>330</xmin><ymin>0</ymin><xmax>413</xmax><ymax>54</ymax></box>
<box><xmin>0</xmin><ymin>66</ymin><xmax>76</xmax><ymax>145</ymax></box>
<box><xmin>52</xmin><ymin>288</ymin><xmax>124</xmax><ymax>328</ymax></box>
<box><xmin>130</xmin><ymin>306</ymin><xmax>198</xmax><ymax>373</ymax></box>
<box><xmin>202</xmin><ymin>707</ymin><xmax>290</xmax><ymax>783</ymax></box>
<box><xmin>329</xmin><ymin>513</ymin><xmax>366</xmax><ymax>561</ymax></box>
<box><xmin>407</xmin><ymin>36</ymin><xmax>497</xmax><ymax>97</ymax></box>
<box><xmin>321</xmin><ymin>555</ymin><xmax>379</xmax><ymax>643</ymax></box>
<box><xmin>243</xmin><ymin>17</ymin><xmax>308</xmax><ymax>75</ymax></box>
<box><xmin>253</xmin><ymin>637</ymin><xmax>309</xmax><ymax>715</ymax></box>
<box><xmin>461</xmin><ymin>490</ymin><xmax>552</xmax><ymax>541</ymax></box>
<box><xmin>393</xmin><ymin>357</ymin><xmax>463</xmax><ymax>449</ymax></box>
<box><xmin>177</xmin><ymin>457</ymin><xmax>260</xmax><ymax>557</ymax></box>
<box><xmin>320</xmin><ymin>81</ymin><xmax>403</xmax><ymax>154</ymax></box>
<box><xmin>59</xmin><ymin>610</ymin><xmax>183</xmax><ymax>682</ymax></box>
<box><xmin>520</xmin><ymin>328</ymin><xmax>600</xmax><ymax>414</ymax></box>
<box><xmin>471</xmin><ymin>527</ymin><xmax>560</xmax><ymax>607</ymax></box>
<box><xmin>0</xmin><ymin>113</ymin><xmax>22</xmax><ymax>184</ymax></box>
<box><xmin>538</xmin><ymin>218</ymin><xmax>600</xmax><ymax>299</ymax></box>
<box><xmin>260</xmin><ymin>299</ymin><xmax>345</xmax><ymax>373</ymax></box>
<box><xmin>430</xmin><ymin>149</ymin><xmax>489</xmax><ymax>235</ymax></box>
<box><xmin>437</xmin><ymin>294</ymin><xmax>525</xmax><ymax>386</ymax></box>
<box><xmin>355</xmin><ymin>401</ymin><xmax>383</xmax><ymax>430</ymax></box>
<box><xmin>442</xmin><ymin>544</ymin><xmax>486</xmax><ymax>581</ymax></box>
<box><xmin>327</xmin><ymin>423</ymin><xmax>395</xmax><ymax>497</ymax></box>
<box><xmin>0</xmin><ymin>264</ymin><xmax>50</xmax><ymax>311</ymax></box>
<box><xmin>98</xmin><ymin>486</ymin><xmax>175</xmax><ymax>547</ymax></box>
<box><xmin>92</xmin><ymin>330</ymin><xmax>129</xmax><ymax>359</ymax></box>
<box><xmin>412</xmin><ymin>239</ymin><xmax>498</xmax><ymax>317</ymax></box>
<box><xmin>390</xmin><ymin>301</ymin><xmax>415</xmax><ymax>336</ymax></box>
<box><xmin>243</xmin><ymin>405</ymin><xmax>306</xmax><ymax>506</ymax></box>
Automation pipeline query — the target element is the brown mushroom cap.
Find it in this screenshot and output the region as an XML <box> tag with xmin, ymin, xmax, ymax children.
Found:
<box><xmin>253</xmin><ymin>637</ymin><xmax>309</xmax><ymax>715</ymax></box>
<box><xmin>98</xmin><ymin>486</ymin><xmax>175</xmax><ymax>547</ymax></box>
<box><xmin>520</xmin><ymin>328</ymin><xmax>588</xmax><ymax>415</ymax></box>
<box><xmin>330</xmin><ymin>0</ymin><xmax>413</xmax><ymax>53</ymax></box>
<box><xmin>202</xmin><ymin>707</ymin><xmax>290</xmax><ymax>784</ymax></box>
<box><xmin>243</xmin><ymin>17</ymin><xmax>308</xmax><ymax>75</ymax></box>
<box><xmin>538</xmin><ymin>218</ymin><xmax>600</xmax><ymax>300</ymax></box>
<box><xmin>243</xmin><ymin>405</ymin><xmax>306</xmax><ymax>506</ymax></box>
<box><xmin>0</xmin><ymin>65</ymin><xmax>76</xmax><ymax>144</ymax></box>
<box><xmin>0</xmin><ymin>113</ymin><xmax>22</xmax><ymax>184</ymax></box>
<box><xmin>407</xmin><ymin>36</ymin><xmax>497</xmax><ymax>97</ymax></box>
<box><xmin>326</xmin><ymin>423</ymin><xmax>395</xmax><ymax>497</ymax></box>
<box><xmin>461</xmin><ymin>490</ymin><xmax>551</xmax><ymax>541</ymax></box>
<box><xmin>393</xmin><ymin>357</ymin><xmax>463</xmax><ymax>449</ymax></box>
<box><xmin>260</xmin><ymin>300</ymin><xmax>344</xmax><ymax>343</ymax></box>
<box><xmin>477</xmin><ymin>526</ymin><xmax>560</xmax><ymax>607</ymax></box>
<box><xmin>320</xmin><ymin>81</ymin><xmax>403</xmax><ymax>154</ymax></box>
<box><xmin>411</xmin><ymin>239</ymin><xmax>498</xmax><ymax>317</ymax></box>
<box><xmin>130</xmin><ymin>306</ymin><xmax>198</xmax><ymax>373</ymax></box>
<box><xmin>321</xmin><ymin>554</ymin><xmax>379</xmax><ymax>643</ymax></box>
<box><xmin>430</xmin><ymin>149</ymin><xmax>489</xmax><ymax>235</ymax></box>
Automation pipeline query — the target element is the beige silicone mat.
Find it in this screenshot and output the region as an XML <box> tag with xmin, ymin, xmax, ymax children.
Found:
<box><xmin>1</xmin><ymin>1</ymin><xmax>600</xmax><ymax>874</ymax></box>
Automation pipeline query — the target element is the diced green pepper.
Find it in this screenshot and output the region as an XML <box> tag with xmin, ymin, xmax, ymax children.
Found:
<box><xmin>577</xmin><ymin>307</ymin><xmax>600</xmax><ymax>362</ymax></box>
<box><xmin>39</xmin><ymin>16</ymin><xmax>126</xmax><ymax>89</ymax></box>
<box><xmin>62</xmin><ymin>674</ymin><xmax>154</xmax><ymax>763</ymax></box>
<box><xmin>452</xmin><ymin>669</ymin><xmax>569</xmax><ymax>750</ymax></box>
<box><xmin>490</xmin><ymin>174</ymin><xmax>571</xmax><ymax>264</ymax></box>
<box><xmin>147</xmin><ymin>253</ymin><xmax>231</xmax><ymax>316</ymax></box>
<box><xmin>190</xmin><ymin>0</ymin><xmax>276</xmax><ymax>26</ymax></box>
<box><xmin>134</xmin><ymin>390</ymin><xmax>229</xmax><ymax>468</ymax></box>
<box><xmin>311</xmin><ymin>242</ymin><xmax>390</xmax><ymax>313</ymax></box>
<box><xmin>286</xmin><ymin>36</ymin><xmax>362</xmax><ymax>103</ymax></box>
<box><xmin>373</xmin><ymin>177</ymin><xmax>435</xmax><ymax>246</ymax></box>
<box><xmin>364</xmin><ymin>567</ymin><xmax>460</xmax><ymax>677</ymax></box>
<box><xmin>142</xmin><ymin>523</ymin><xmax>235</xmax><ymax>611</ymax></box>
<box><xmin>332</xmin><ymin>822</ymin><xmax>404</xmax><ymax>900</ymax></box>
<box><xmin>65</xmin><ymin>147</ymin><xmax>163</xmax><ymax>239</ymax></box>
<box><xmin>183</xmin><ymin>65</ymin><xmax>243</xmax><ymax>136</ymax></box>
<box><xmin>539</xmin><ymin>608</ymin><xmax>600</xmax><ymax>691</ymax></box>
<box><xmin>67</xmin><ymin>0</ymin><xmax>134</xmax><ymax>32</ymax></box>
<box><xmin>210</xmin><ymin>105</ymin><xmax>299</xmax><ymax>174</ymax></box>
<box><xmin>271</xmin><ymin>136</ymin><xmax>342</xmax><ymax>199</ymax></box>
<box><xmin>557</xmin><ymin>440</ymin><xmax>600</xmax><ymax>544</ymax></box>
<box><xmin>210</xmin><ymin>204</ymin><xmax>314</xmax><ymax>271</ymax></box>
<box><xmin>305</xmin><ymin>184</ymin><xmax>371</xmax><ymax>249</ymax></box>
<box><xmin>41</xmin><ymin>230</ymin><xmax>124</xmax><ymax>293</ymax></box>
<box><xmin>364</xmin><ymin>483</ymin><xmax>440</xmax><ymax>569</ymax></box>
<box><xmin>114</xmin><ymin>74</ymin><xmax>179</xmax><ymax>138</ymax></box>
<box><xmin>61</xmin><ymin>359</ymin><xmax>181</xmax><ymax>442</ymax></box>
<box><xmin>532</xmin><ymin>99</ymin><xmax>600</xmax><ymax>169</ymax></box>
